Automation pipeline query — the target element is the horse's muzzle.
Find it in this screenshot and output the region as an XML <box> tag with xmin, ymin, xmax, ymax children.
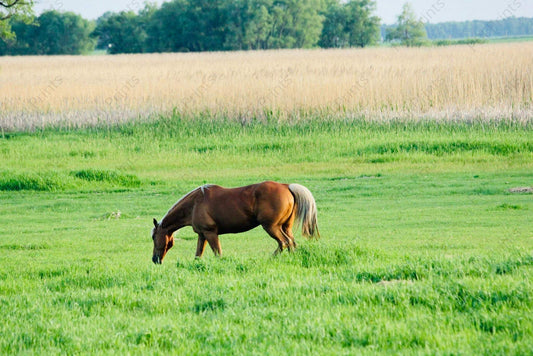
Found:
<box><xmin>152</xmin><ymin>255</ymin><xmax>162</xmax><ymax>264</ymax></box>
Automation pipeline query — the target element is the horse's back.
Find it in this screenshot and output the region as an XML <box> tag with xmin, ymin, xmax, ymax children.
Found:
<box><xmin>196</xmin><ymin>181</ymin><xmax>293</xmax><ymax>234</ymax></box>
<box><xmin>204</xmin><ymin>181</ymin><xmax>291</xmax><ymax>214</ymax></box>
<box><xmin>205</xmin><ymin>181</ymin><xmax>289</xmax><ymax>200</ymax></box>
<box><xmin>253</xmin><ymin>181</ymin><xmax>291</xmax><ymax>201</ymax></box>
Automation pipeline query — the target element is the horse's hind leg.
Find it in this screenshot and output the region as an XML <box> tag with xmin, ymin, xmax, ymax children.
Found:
<box><xmin>263</xmin><ymin>224</ymin><xmax>290</xmax><ymax>255</ymax></box>
<box><xmin>282</xmin><ymin>214</ymin><xmax>297</xmax><ymax>251</ymax></box>
<box><xmin>282</xmin><ymin>226</ymin><xmax>296</xmax><ymax>251</ymax></box>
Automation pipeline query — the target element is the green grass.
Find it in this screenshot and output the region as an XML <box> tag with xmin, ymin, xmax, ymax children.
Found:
<box><xmin>433</xmin><ymin>38</ymin><xmax>489</xmax><ymax>46</ymax></box>
<box><xmin>486</xmin><ymin>35</ymin><xmax>533</xmax><ymax>44</ymax></box>
<box><xmin>1</xmin><ymin>115</ymin><xmax>532</xmax><ymax>354</ymax></box>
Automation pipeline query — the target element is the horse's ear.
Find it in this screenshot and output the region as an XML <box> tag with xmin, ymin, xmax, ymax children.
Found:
<box><xmin>153</xmin><ymin>218</ymin><xmax>158</xmax><ymax>227</ymax></box>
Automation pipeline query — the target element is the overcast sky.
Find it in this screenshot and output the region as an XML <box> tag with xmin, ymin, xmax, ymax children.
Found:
<box><xmin>33</xmin><ymin>0</ymin><xmax>533</xmax><ymax>24</ymax></box>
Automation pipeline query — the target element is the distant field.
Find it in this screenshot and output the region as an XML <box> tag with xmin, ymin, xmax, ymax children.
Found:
<box><xmin>0</xmin><ymin>118</ymin><xmax>532</xmax><ymax>354</ymax></box>
<box><xmin>1</xmin><ymin>42</ymin><xmax>532</xmax><ymax>131</ymax></box>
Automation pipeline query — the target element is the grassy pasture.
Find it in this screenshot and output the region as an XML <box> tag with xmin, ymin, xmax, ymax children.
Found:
<box><xmin>1</xmin><ymin>117</ymin><xmax>532</xmax><ymax>354</ymax></box>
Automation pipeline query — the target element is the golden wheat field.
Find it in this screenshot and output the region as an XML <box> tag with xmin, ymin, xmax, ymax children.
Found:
<box><xmin>1</xmin><ymin>42</ymin><xmax>532</xmax><ymax>130</ymax></box>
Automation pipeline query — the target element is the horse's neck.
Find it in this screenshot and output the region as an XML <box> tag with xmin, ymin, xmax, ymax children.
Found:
<box><xmin>161</xmin><ymin>189</ymin><xmax>199</xmax><ymax>233</ymax></box>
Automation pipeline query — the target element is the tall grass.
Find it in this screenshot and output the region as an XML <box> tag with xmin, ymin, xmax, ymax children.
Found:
<box><xmin>0</xmin><ymin>169</ymin><xmax>141</xmax><ymax>191</ymax></box>
<box><xmin>1</xmin><ymin>42</ymin><xmax>532</xmax><ymax>131</ymax></box>
<box><xmin>1</xmin><ymin>117</ymin><xmax>531</xmax><ymax>192</ymax></box>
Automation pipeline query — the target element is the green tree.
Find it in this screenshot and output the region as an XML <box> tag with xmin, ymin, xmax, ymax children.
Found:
<box><xmin>344</xmin><ymin>0</ymin><xmax>380</xmax><ymax>47</ymax></box>
<box><xmin>319</xmin><ymin>0</ymin><xmax>380</xmax><ymax>48</ymax></box>
<box><xmin>0</xmin><ymin>0</ymin><xmax>33</xmax><ymax>40</ymax></box>
<box><xmin>32</xmin><ymin>11</ymin><xmax>95</xmax><ymax>54</ymax></box>
<box><xmin>145</xmin><ymin>0</ymin><xmax>228</xmax><ymax>52</ymax></box>
<box><xmin>0</xmin><ymin>14</ymin><xmax>33</xmax><ymax>54</ymax></box>
<box><xmin>267</xmin><ymin>0</ymin><xmax>325</xmax><ymax>49</ymax></box>
<box><xmin>244</xmin><ymin>3</ymin><xmax>273</xmax><ymax>49</ymax></box>
<box><xmin>386</xmin><ymin>2</ymin><xmax>428</xmax><ymax>46</ymax></box>
<box><xmin>94</xmin><ymin>11</ymin><xmax>146</xmax><ymax>54</ymax></box>
<box><xmin>145</xmin><ymin>0</ymin><xmax>326</xmax><ymax>52</ymax></box>
<box><xmin>1</xmin><ymin>10</ymin><xmax>94</xmax><ymax>55</ymax></box>
<box><xmin>320</xmin><ymin>1</ymin><xmax>349</xmax><ymax>47</ymax></box>
<box><xmin>223</xmin><ymin>0</ymin><xmax>272</xmax><ymax>50</ymax></box>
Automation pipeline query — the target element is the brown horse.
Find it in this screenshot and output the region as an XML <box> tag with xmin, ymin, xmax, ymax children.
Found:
<box><xmin>151</xmin><ymin>181</ymin><xmax>319</xmax><ymax>264</ymax></box>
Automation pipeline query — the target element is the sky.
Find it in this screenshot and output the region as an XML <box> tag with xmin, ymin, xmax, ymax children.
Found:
<box><xmin>33</xmin><ymin>0</ymin><xmax>533</xmax><ymax>24</ymax></box>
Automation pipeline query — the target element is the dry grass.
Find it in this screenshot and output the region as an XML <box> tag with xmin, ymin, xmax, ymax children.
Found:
<box><xmin>1</xmin><ymin>42</ymin><xmax>532</xmax><ymax>130</ymax></box>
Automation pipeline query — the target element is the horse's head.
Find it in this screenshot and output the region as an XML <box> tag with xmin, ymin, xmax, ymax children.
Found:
<box><xmin>151</xmin><ymin>218</ymin><xmax>174</xmax><ymax>264</ymax></box>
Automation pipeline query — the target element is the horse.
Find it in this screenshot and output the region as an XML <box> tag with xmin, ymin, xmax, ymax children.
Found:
<box><xmin>151</xmin><ymin>181</ymin><xmax>319</xmax><ymax>264</ymax></box>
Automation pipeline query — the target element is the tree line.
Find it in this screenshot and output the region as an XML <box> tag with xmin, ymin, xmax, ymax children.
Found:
<box><xmin>381</xmin><ymin>16</ymin><xmax>533</xmax><ymax>42</ymax></box>
<box><xmin>1</xmin><ymin>0</ymin><xmax>380</xmax><ymax>55</ymax></box>
<box><xmin>1</xmin><ymin>0</ymin><xmax>533</xmax><ymax>56</ymax></box>
<box><xmin>424</xmin><ymin>17</ymin><xmax>533</xmax><ymax>39</ymax></box>
<box><xmin>93</xmin><ymin>0</ymin><xmax>380</xmax><ymax>53</ymax></box>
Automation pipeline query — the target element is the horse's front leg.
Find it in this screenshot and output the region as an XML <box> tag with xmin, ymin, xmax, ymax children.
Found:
<box><xmin>204</xmin><ymin>231</ymin><xmax>222</xmax><ymax>257</ymax></box>
<box><xmin>195</xmin><ymin>234</ymin><xmax>207</xmax><ymax>258</ymax></box>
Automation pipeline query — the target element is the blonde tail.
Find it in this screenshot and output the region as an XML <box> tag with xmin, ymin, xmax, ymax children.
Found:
<box><xmin>288</xmin><ymin>184</ymin><xmax>319</xmax><ymax>238</ymax></box>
